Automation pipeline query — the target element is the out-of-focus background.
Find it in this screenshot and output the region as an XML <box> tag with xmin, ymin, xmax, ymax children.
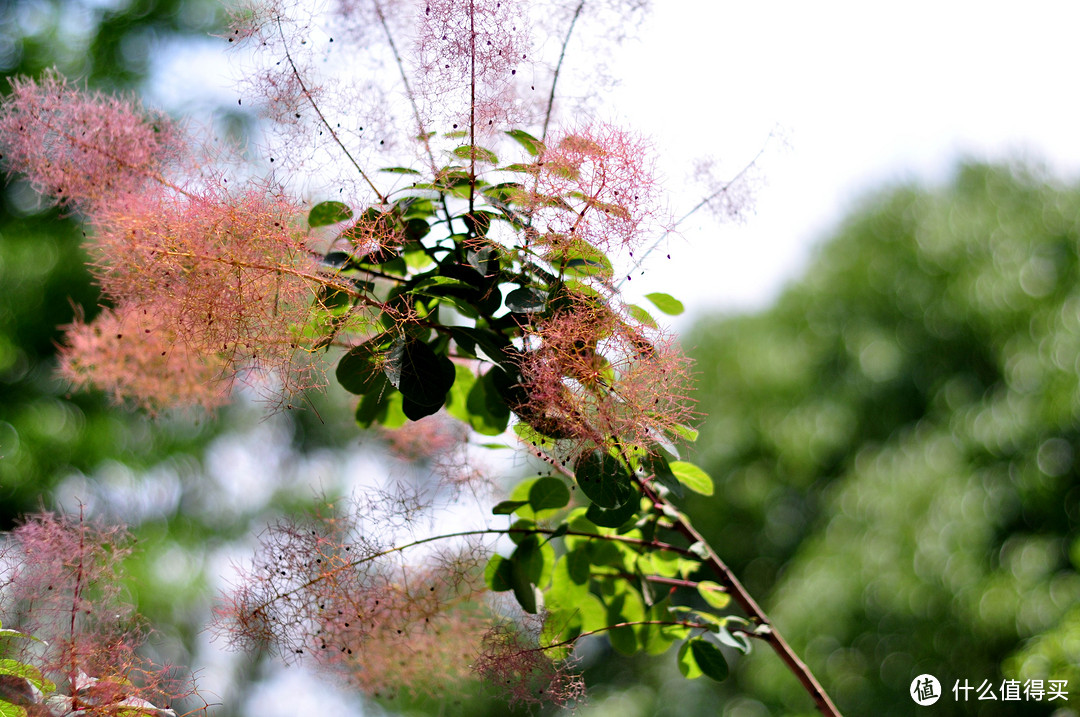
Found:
<box><xmin>2</xmin><ymin>1</ymin><xmax>1079</xmax><ymax>716</ymax></box>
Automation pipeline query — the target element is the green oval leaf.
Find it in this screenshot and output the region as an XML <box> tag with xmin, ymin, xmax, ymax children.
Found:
<box><xmin>510</xmin><ymin>536</ymin><xmax>544</xmax><ymax>614</ymax></box>
<box><xmin>386</xmin><ymin>337</ymin><xmax>456</xmax><ymax>408</ymax></box>
<box><xmin>645</xmin><ymin>453</ymin><xmax>683</xmax><ymax>499</ymax></box>
<box><xmin>505</xmin><ymin>129</ymin><xmax>544</xmax><ymax>156</ymax></box>
<box><xmin>484</xmin><ymin>554</ymin><xmax>513</xmax><ymax>592</ymax></box>
<box><xmin>697</xmin><ymin>580</ymin><xmax>731</xmax><ymax>610</ymax></box>
<box><xmin>336</xmin><ymin>336</ymin><xmax>391</xmax><ymax>395</ymax></box>
<box><xmin>308</xmin><ymin>200</ymin><xmax>353</xmax><ymax>227</ymax></box>
<box><xmin>505</xmin><ymin>286</ymin><xmax>547</xmax><ymax>313</ymax></box>
<box><xmin>690</xmin><ymin>639</ymin><xmax>730</xmax><ymax>681</ymax></box>
<box><xmin>670</xmin><ymin>461</ymin><xmax>714</xmax><ymax>496</ymax></box>
<box><xmin>585</xmin><ymin>495</ymin><xmax>639</xmax><ymax>528</ymax></box>
<box><xmin>575</xmin><ymin>450</ymin><xmax>634</xmax><ymax>509</ymax></box>
<box><xmin>528</xmin><ymin>477</ymin><xmax>571</xmax><ymax>512</ymax></box>
<box><xmin>452</xmin><ymin>145</ymin><xmax>498</xmax><ymax>164</ymax></box>
<box><xmin>677</xmin><ymin>640</ymin><xmax>703</xmax><ymax>679</ymax></box>
<box><xmin>645</xmin><ymin>292</ymin><xmax>684</xmax><ymax>316</ymax></box>
<box><xmin>627</xmin><ymin>303</ymin><xmax>658</xmax><ymax>328</ymax></box>
<box><xmin>492</xmin><ymin>500</ymin><xmax>528</xmax><ymax>516</ymax></box>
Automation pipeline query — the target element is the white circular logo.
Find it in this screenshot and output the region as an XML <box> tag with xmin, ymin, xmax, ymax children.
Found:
<box><xmin>911</xmin><ymin>674</ymin><xmax>941</xmax><ymax>706</ymax></box>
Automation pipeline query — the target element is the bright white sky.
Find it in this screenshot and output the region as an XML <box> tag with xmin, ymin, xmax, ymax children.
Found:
<box><xmin>153</xmin><ymin>0</ymin><xmax>1080</xmax><ymax>325</ymax></box>
<box><xmin>605</xmin><ymin>0</ymin><xmax>1080</xmax><ymax>324</ymax></box>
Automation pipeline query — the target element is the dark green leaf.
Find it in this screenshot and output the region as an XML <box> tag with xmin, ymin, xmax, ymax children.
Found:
<box><xmin>528</xmin><ymin>477</ymin><xmax>571</xmax><ymax>512</ymax></box>
<box><xmin>566</xmin><ymin>549</ymin><xmax>591</xmax><ymax>585</ymax></box>
<box><xmin>484</xmin><ymin>554</ymin><xmax>513</xmax><ymax>592</ymax></box>
<box><xmin>605</xmin><ymin>586</ymin><xmax>645</xmax><ymax>655</ymax></box>
<box><xmin>492</xmin><ymin>500</ymin><xmax>528</xmax><ymax>515</ymax></box>
<box><xmin>586</xmin><ymin>496</ymin><xmax>639</xmax><ymax>528</ymax></box>
<box><xmin>510</xmin><ymin>537</ymin><xmax>543</xmax><ymax>613</ymax></box>
<box><xmin>466</xmin><ymin>369</ymin><xmax>511</xmax><ymax>435</ymax></box>
<box><xmin>386</xmin><ymin>337</ymin><xmax>456</xmax><ymax>408</ymax></box>
<box><xmin>308</xmin><ymin>200</ymin><xmax>353</xmax><ymax>227</ymax></box>
<box><xmin>404</xmin><ymin>218</ymin><xmax>431</xmax><ymax>241</ymax></box>
<box><xmin>505</xmin><ymin>286</ymin><xmax>546</xmax><ymax>313</ymax></box>
<box><xmin>336</xmin><ymin>336</ymin><xmax>390</xmax><ymax>395</ymax></box>
<box><xmin>690</xmin><ymin>639</ymin><xmax>729</xmax><ymax>681</ymax></box>
<box><xmin>645</xmin><ymin>453</ymin><xmax>683</xmax><ymax>499</ymax></box>
<box><xmin>402</xmin><ymin>394</ymin><xmax>444</xmax><ymax>421</ymax></box>
<box><xmin>575</xmin><ymin>450</ymin><xmax>634</xmax><ymax>509</ymax></box>
<box><xmin>323</xmin><ymin>251</ymin><xmax>351</xmax><ymax>268</ymax></box>
<box><xmin>354</xmin><ymin>377</ymin><xmax>406</xmax><ymax>429</ymax></box>
<box><xmin>462</xmin><ymin>211</ymin><xmax>497</xmax><ymax>238</ymax></box>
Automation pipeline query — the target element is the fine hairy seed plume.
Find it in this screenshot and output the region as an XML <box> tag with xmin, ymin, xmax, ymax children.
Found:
<box><xmin>526</xmin><ymin>123</ymin><xmax>665</xmax><ymax>255</ymax></box>
<box><xmin>0</xmin><ymin>513</ymin><xmax>204</xmax><ymax>715</ymax></box>
<box><xmin>515</xmin><ymin>290</ymin><xmax>696</xmax><ymax>462</ymax></box>
<box><xmin>215</xmin><ymin>498</ymin><xmax>495</xmax><ymax>701</ymax></box>
<box><xmin>416</xmin><ymin>0</ymin><xmax>533</xmax><ymax>132</ymax></box>
<box><xmin>0</xmin><ymin>72</ymin><xmax>181</xmax><ymax>212</ymax></box>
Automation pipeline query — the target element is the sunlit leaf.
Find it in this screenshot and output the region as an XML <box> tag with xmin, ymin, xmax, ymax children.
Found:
<box><xmin>528</xmin><ymin>477</ymin><xmax>571</xmax><ymax>512</ymax></box>
<box><xmin>697</xmin><ymin>580</ymin><xmax>731</xmax><ymax>610</ymax></box>
<box><xmin>670</xmin><ymin>461</ymin><xmax>713</xmax><ymax>496</ymax></box>
<box><xmin>308</xmin><ymin>200</ymin><xmax>353</xmax><ymax>227</ymax></box>
<box><xmin>645</xmin><ymin>292</ymin><xmax>684</xmax><ymax>316</ymax></box>
<box><xmin>505</xmin><ymin>129</ymin><xmax>544</xmax><ymax>156</ymax></box>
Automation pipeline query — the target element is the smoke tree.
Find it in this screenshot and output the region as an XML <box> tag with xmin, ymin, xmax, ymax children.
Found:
<box><xmin>0</xmin><ymin>0</ymin><xmax>842</xmax><ymax>714</ymax></box>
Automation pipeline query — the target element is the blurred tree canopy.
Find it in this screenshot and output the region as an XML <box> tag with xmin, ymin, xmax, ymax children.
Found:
<box><xmin>681</xmin><ymin>162</ymin><xmax>1080</xmax><ymax>716</ymax></box>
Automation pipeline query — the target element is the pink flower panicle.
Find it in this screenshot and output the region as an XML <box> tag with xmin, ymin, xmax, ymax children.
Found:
<box><xmin>0</xmin><ymin>71</ymin><xmax>178</xmax><ymax>211</ymax></box>
<box><xmin>0</xmin><ymin>513</ymin><xmax>203</xmax><ymax>714</ymax></box>
<box><xmin>58</xmin><ymin>303</ymin><xmax>230</xmax><ymax>413</ymax></box>
<box><xmin>473</xmin><ymin>617</ymin><xmax>585</xmax><ymax>709</ymax></box>
<box><xmin>55</xmin><ymin>184</ymin><xmax>342</xmax><ymax>410</ymax></box>
<box><xmin>526</xmin><ymin>123</ymin><xmax>664</xmax><ymax>256</ymax></box>
<box><xmin>0</xmin><ymin>74</ymin><xmax>355</xmax><ymax>411</ymax></box>
<box><xmin>416</xmin><ymin>0</ymin><xmax>533</xmax><ymax>131</ymax></box>
<box><xmin>517</xmin><ymin>291</ymin><xmax>696</xmax><ymax>462</ymax></box>
<box><xmin>217</xmin><ymin>500</ymin><xmax>493</xmax><ymax>700</ymax></box>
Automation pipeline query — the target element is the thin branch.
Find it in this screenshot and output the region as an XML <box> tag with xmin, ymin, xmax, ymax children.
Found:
<box><xmin>639</xmin><ymin>476</ymin><xmax>843</xmax><ymax>717</ymax></box>
<box><xmin>467</xmin><ymin>0</ymin><xmax>477</xmax><ymax>226</ymax></box>
<box><xmin>540</xmin><ymin>618</ymin><xmax>711</xmax><ymax>652</ymax></box>
<box><xmin>538</xmin><ymin>444</ymin><xmax>842</xmax><ymax>716</ymax></box>
<box><xmin>242</xmin><ymin>525</ymin><xmax>695</xmax><ymax>617</ymax></box>
<box><xmin>275</xmin><ymin>17</ymin><xmax>387</xmax><ymax>205</ymax></box>
<box><xmin>615</xmin><ymin>132</ymin><xmax>774</xmax><ymax>290</ymax></box>
<box><xmin>372</xmin><ymin>0</ymin><xmax>457</xmax><ymax>234</ymax></box>
<box><xmin>542</xmin><ymin>0</ymin><xmax>585</xmax><ymax>142</ymax></box>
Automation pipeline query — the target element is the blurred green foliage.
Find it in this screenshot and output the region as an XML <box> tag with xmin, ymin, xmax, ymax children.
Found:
<box><xmin>682</xmin><ymin>163</ymin><xmax>1080</xmax><ymax>716</ymax></box>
